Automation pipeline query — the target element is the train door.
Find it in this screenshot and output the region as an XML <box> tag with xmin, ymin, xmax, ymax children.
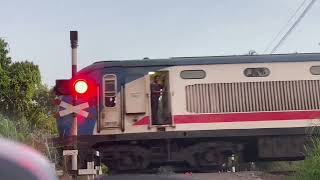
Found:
<box><xmin>100</xmin><ymin>74</ymin><xmax>122</xmax><ymax>128</ymax></box>
<box><xmin>149</xmin><ymin>71</ymin><xmax>172</xmax><ymax>125</ymax></box>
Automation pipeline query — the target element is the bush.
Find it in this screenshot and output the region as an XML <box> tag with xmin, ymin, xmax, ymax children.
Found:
<box><xmin>101</xmin><ymin>163</ymin><xmax>109</xmax><ymax>174</ymax></box>
<box><xmin>0</xmin><ymin>113</ymin><xmax>59</xmax><ymax>162</ymax></box>
<box><xmin>0</xmin><ymin>114</ymin><xmax>18</xmax><ymax>140</ymax></box>
<box><xmin>293</xmin><ymin>138</ymin><xmax>320</xmax><ymax>180</ymax></box>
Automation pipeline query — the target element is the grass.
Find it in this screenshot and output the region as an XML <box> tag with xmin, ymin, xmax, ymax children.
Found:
<box><xmin>0</xmin><ymin>114</ymin><xmax>60</xmax><ymax>165</ymax></box>
<box><xmin>0</xmin><ymin>114</ymin><xmax>19</xmax><ymax>140</ymax></box>
<box><xmin>291</xmin><ymin>138</ymin><xmax>320</xmax><ymax>180</ymax></box>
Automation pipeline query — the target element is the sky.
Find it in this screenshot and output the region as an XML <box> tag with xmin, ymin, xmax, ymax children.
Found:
<box><xmin>1</xmin><ymin>0</ymin><xmax>320</xmax><ymax>86</ymax></box>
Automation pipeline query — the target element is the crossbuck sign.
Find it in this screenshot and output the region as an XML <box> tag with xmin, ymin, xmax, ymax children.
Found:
<box><xmin>59</xmin><ymin>101</ymin><xmax>89</xmax><ymax>118</ymax></box>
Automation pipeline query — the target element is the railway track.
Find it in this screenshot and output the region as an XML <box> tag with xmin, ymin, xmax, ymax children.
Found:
<box><xmin>95</xmin><ymin>171</ymin><xmax>291</xmax><ymax>180</ymax></box>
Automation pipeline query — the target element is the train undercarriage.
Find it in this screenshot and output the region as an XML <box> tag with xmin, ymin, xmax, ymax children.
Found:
<box><xmin>62</xmin><ymin>128</ymin><xmax>311</xmax><ymax>172</ymax></box>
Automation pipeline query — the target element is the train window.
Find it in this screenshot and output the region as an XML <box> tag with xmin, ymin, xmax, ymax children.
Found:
<box><xmin>104</xmin><ymin>74</ymin><xmax>117</xmax><ymax>107</ymax></box>
<box><xmin>180</xmin><ymin>70</ymin><xmax>206</xmax><ymax>79</ymax></box>
<box><xmin>310</xmin><ymin>66</ymin><xmax>320</xmax><ymax>75</ymax></box>
<box><xmin>244</xmin><ymin>68</ymin><xmax>270</xmax><ymax>77</ymax></box>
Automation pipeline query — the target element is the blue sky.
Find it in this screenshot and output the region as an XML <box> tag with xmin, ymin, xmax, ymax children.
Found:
<box><xmin>1</xmin><ymin>0</ymin><xmax>319</xmax><ymax>86</ymax></box>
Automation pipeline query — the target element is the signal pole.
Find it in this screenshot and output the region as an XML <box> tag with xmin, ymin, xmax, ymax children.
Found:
<box><xmin>70</xmin><ymin>31</ymin><xmax>78</xmax><ymax>136</ymax></box>
<box><xmin>70</xmin><ymin>31</ymin><xmax>78</xmax><ymax>172</ymax></box>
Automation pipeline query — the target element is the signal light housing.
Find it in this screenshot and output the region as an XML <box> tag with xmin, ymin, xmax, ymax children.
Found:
<box><xmin>54</xmin><ymin>79</ymin><xmax>72</xmax><ymax>96</ymax></box>
<box><xmin>74</xmin><ymin>79</ymin><xmax>88</xmax><ymax>94</ymax></box>
<box><xmin>54</xmin><ymin>78</ymin><xmax>94</xmax><ymax>98</ymax></box>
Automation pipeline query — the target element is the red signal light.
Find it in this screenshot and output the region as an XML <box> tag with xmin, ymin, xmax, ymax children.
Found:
<box><xmin>74</xmin><ymin>80</ymin><xmax>88</xmax><ymax>94</ymax></box>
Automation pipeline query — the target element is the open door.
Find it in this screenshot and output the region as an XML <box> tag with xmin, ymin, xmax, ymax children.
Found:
<box><xmin>149</xmin><ymin>71</ymin><xmax>172</xmax><ymax>125</ymax></box>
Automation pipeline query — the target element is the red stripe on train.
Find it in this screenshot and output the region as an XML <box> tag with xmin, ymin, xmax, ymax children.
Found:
<box><xmin>133</xmin><ymin>110</ymin><xmax>320</xmax><ymax>125</ymax></box>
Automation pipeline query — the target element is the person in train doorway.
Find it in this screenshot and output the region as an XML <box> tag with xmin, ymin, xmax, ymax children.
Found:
<box><xmin>151</xmin><ymin>75</ymin><xmax>164</xmax><ymax>125</ymax></box>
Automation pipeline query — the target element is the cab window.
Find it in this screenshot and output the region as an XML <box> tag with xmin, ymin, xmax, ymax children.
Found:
<box><xmin>310</xmin><ymin>66</ymin><xmax>320</xmax><ymax>75</ymax></box>
<box><xmin>104</xmin><ymin>74</ymin><xmax>117</xmax><ymax>107</ymax></box>
<box><xmin>244</xmin><ymin>67</ymin><xmax>270</xmax><ymax>77</ymax></box>
<box><xmin>180</xmin><ymin>70</ymin><xmax>206</xmax><ymax>79</ymax></box>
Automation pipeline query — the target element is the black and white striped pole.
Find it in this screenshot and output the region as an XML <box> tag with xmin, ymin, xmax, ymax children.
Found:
<box><xmin>70</xmin><ymin>31</ymin><xmax>78</xmax><ymax>171</ymax></box>
<box><xmin>70</xmin><ymin>31</ymin><xmax>78</xmax><ymax>78</ymax></box>
<box><xmin>70</xmin><ymin>31</ymin><xmax>78</xmax><ymax>137</ymax></box>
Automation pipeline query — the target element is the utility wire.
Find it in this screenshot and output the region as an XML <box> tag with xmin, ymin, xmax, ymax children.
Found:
<box><xmin>270</xmin><ymin>0</ymin><xmax>317</xmax><ymax>54</ymax></box>
<box><xmin>264</xmin><ymin>0</ymin><xmax>308</xmax><ymax>53</ymax></box>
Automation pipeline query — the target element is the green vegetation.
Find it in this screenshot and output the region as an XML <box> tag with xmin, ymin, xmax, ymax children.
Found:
<box><xmin>0</xmin><ymin>114</ymin><xmax>19</xmax><ymax>140</ymax></box>
<box><xmin>292</xmin><ymin>138</ymin><xmax>320</xmax><ymax>180</ymax></box>
<box><xmin>101</xmin><ymin>163</ymin><xmax>109</xmax><ymax>174</ymax></box>
<box><xmin>0</xmin><ymin>38</ymin><xmax>57</xmax><ymax>151</ymax></box>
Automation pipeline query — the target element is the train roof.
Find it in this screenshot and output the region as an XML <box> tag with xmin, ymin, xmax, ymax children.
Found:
<box><xmin>80</xmin><ymin>53</ymin><xmax>320</xmax><ymax>73</ymax></box>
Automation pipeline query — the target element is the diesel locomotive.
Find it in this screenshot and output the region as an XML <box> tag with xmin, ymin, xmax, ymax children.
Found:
<box><xmin>55</xmin><ymin>52</ymin><xmax>320</xmax><ymax>171</ymax></box>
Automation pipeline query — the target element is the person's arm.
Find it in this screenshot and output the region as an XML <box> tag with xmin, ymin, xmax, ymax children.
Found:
<box><xmin>152</xmin><ymin>90</ymin><xmax>162</xmax><ymax>96</ymax></box>
<box><xmin>151</xmin><ymin>84</ymin><xmax>163</xmax><ymax>95</ymax></box>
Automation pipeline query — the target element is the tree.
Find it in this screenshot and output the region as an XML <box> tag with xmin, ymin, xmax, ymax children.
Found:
<box><xmin>0</xmin><ymin>38</ymin><xmax>57</xmax><ymax>139</ymax></box>
<box><xmin>1</xmin><ymin>38</ymin><xmax>42</xmax><ymax>120</ymax></box>
<box><xmin>28</xmin><ymin>84</ymin><xmax>57</xmax><ymax>134</ymax></box>
<box><xmin>0</xmin><ymin>39</ymin><xmax>12</xmax><ymax>114</ymax></box>
<box><xmin>7</xmin><ymin>61</ymin><xmax>41</xmax><ymax>118</ymax></box>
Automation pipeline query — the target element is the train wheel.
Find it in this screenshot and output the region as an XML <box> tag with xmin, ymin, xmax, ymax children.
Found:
<box><xmin>100</xmin><ymin>145</ymin><xmax>150</xmax><ymax>172</ymax></box>
<box><xmin>116</xmin><ymin>152</ymin><xmax>149</xmax><ymax>171</ymax></box>
<box><xmin>183</xmin><ymin>142</ymin><xmax>237</xmax><ymax>171</ymax></box>
<box><xmin>193</xmin><ymin>147</ymin><xmax>222</xmax><ymax>169</ymax></box>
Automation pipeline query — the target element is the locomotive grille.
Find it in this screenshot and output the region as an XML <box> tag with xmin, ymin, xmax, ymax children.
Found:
<box><xmin>185</xmin><ymin>80</ymin><xmax>320</xmax><ymax>113</ymax></box>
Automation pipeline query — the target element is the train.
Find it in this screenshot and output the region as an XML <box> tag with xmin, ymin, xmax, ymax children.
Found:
<box><xmin>55</xmin><ymin>52</ymin><xmax>320</xmax><ymax>171</ymax></box>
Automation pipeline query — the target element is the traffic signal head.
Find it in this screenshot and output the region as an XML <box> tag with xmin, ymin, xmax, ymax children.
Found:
<box><xmin>54</xmin><ymin>78</ymin><xmax>94</xmax><ymax>97</ymax></box>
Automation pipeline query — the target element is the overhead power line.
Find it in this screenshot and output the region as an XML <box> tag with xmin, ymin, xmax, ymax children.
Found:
<box><xmin>264</xmin><ymin>0</ymin><xmax>308</xmax><ymax>53</ymax></box>
<box><xmin>270</xmin><ymin>0</ymin><xmax>317</xmax><ymax>54</ymax></box>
